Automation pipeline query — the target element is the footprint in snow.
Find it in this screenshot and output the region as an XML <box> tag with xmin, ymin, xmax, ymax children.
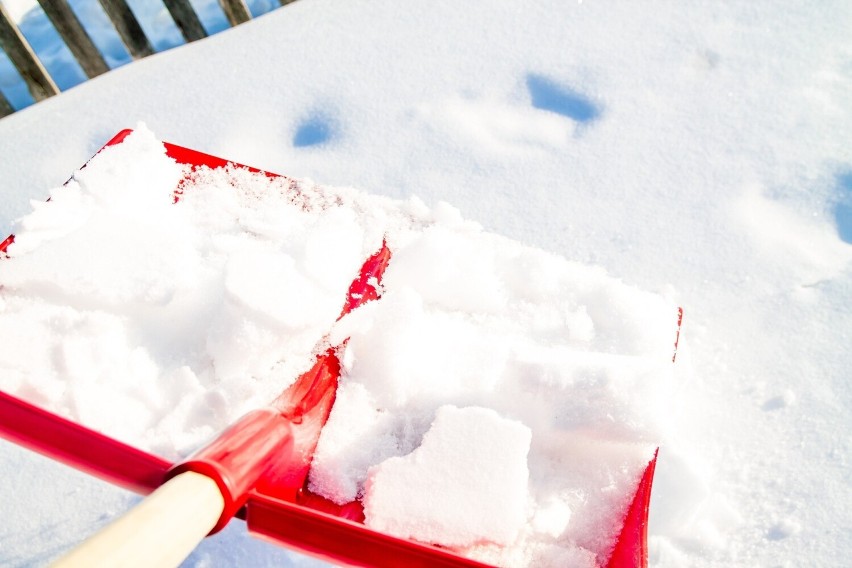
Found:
<box><xmin>766</xmin><ymin>518</ymin><xmax>801</xmax><ymax>541</ymax></box>
<box><xmin>834</xmin><ymin>171</ymin><xmax>852</xmax><ymax>244</ymax></box>
<box><xmin>293</xmin><ymin>113</ymin><xmax>335</xmax><ymax>147</ymax></box>
<box><xmin>416</xmin><ymin>75</ymin><xmax>600</xmax><ymax>155</ymax></box>
<box><xmin>525</xmin><ymin>73</ymin><xmax>601</xmax><ymax>123</ymax></box>
<box><xmin>761</xmin><ymin>389</ymin><xmax>795</xmax><ymax>412</ymax></box>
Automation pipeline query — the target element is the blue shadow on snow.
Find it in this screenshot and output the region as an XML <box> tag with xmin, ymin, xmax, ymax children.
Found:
<box><xmin>525</xmin><ymin>73</ymin><xmax>600</xmax><ymax>122</ymax></box>
<box><xmin>835</xmin><ymin>171</ymin><xmax>852</xmax><ymax>244</ymax></box>
<box><xmin>293</xmin><ymin>115</ymin><xmax>333</xmax><ymax>147</ymax></box>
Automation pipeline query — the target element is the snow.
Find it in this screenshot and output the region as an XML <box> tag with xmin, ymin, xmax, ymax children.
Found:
<box><xmin>1</xmin><ymin>0</ymin><xmax>851</xmax><ymax>567</ymax></box>
<box><xmin>362</xmin><ymin>405</ymin><xmax>531</xmax><ymax>548</ymax></box>
<box><xmin>1</xmin><ymin>124</ymin><xmax>674</xmax><ymax>565</ymax></box>
<box><xmin>1</xmin><ymin>0</ymin><xmax>36</xmax><ymax>24</ymax></box>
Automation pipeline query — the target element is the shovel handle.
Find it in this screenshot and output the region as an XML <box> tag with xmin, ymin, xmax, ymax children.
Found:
<box><xmin>50</xmin><ymin>471</ymin><xmax>224</xmax><ymax>568</ymax></box>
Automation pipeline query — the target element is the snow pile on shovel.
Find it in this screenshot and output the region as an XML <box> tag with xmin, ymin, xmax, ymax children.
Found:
<box><xmin>0</xmin><ymin>127</ymin><xmax>679</xmax><ymax>567</ymax></box>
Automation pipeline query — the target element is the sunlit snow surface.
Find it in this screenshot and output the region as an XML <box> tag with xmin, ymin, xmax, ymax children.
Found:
<box><xmin>1</xmin><ymin>1</ymin><xmax>851</xmax><ymax>567</ymax></box>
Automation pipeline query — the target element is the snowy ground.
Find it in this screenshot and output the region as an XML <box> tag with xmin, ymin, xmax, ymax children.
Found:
<box><xmin>1</xmin><ymin>0</ymin><xmax>851</xmax><ymax>566</ymax></box>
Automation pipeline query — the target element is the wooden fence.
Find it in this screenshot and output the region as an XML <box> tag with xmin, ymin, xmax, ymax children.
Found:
<box><xmin>0</xmin><ymin>0</ymin><xmax>296</xmax><ymax>118</ymax></box>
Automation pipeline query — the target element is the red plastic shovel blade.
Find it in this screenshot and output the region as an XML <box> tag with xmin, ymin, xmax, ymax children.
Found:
<box><xmin>0</xmin><ymin>132</ymin><xmax>658</xmax><ymax>568</ymax></box>
<box><xmin>254</xmin><ymin>243</ymin><xmax>392</xmax><ymax>504</ymax></box>
<box><xmin>0</xmin><ymin>234</ymin><xmax>12</xmax><ymax>255</ymax></box>
<box><xmin>605</xmin><ymin>451</ymin><xmax>657</xmax><ymax>568</ymax></box>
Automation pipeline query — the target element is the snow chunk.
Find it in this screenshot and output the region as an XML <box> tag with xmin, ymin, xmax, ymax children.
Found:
<box><xmin>307</xmin><ymin>382</ymin><xmax>402</xmax><ymax>504</ymax></box>
<box><xmin>363</xmin><ymin>405</ymin><xmax>532</xmax><ymax>547</ymax></box>
<box><xmin>531</xmin><ymin>497</ymin><xmax>573</xmax><ymax>539</ymax></box>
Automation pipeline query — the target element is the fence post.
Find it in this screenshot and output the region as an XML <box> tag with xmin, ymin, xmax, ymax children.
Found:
<box><xmin>219</xmin><ymin>0</ymin><xmax>251</xmax><ymax>27</ymax></box>
<box><xmin>1</xmin><ymin>89</ymin><xmax>14</xmax><ymax>118</ymax></box>
<box><xmin>96</xmin><ymin>0</ymin><xmax>153</xmax><ymax>59</ymax></box>
<box><xmin>163</xmin><ymin>0</ymin><xmax>207</xmax><ymax>43</ymax></box>
<box><xmin>38</xmin><ymin>0</ymin><xmax>109</xmax><ymax>78</ymax></box>
<box><xmin>0</xmin><ymin>2</ymin><xmax>59</xmax><ymax>101</ymax></box>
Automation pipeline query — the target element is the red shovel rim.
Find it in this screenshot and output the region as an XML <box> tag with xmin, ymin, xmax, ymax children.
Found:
<box><xmin>0</xmin><ymin>131</ymin><xmax>658</xmax><ymax>568</ymax></box>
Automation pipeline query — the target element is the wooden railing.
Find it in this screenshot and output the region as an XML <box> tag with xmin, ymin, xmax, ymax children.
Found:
<box><xmin>0</xmin><ymin>0</ymin><xmax>295</xmax><ymax>118</ymax></box>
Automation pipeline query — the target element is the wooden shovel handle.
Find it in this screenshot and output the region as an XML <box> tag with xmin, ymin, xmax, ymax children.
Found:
<box><xmin>51</xmin><ymin>471</ymin><xmax>224</xmax><ymax>568</ymax></box>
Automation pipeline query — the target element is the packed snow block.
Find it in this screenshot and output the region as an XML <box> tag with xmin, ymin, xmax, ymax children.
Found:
<box><xmin>362</xmin><ymin>405</ymin><xmax>532</xmax><ymax>547</ymax></box>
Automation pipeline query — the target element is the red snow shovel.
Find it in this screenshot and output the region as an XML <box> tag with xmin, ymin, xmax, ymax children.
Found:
<box><xmin>0</xmin><ymin>131</ymin><xmax>662</xmax><ymax>568</ymax></box>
